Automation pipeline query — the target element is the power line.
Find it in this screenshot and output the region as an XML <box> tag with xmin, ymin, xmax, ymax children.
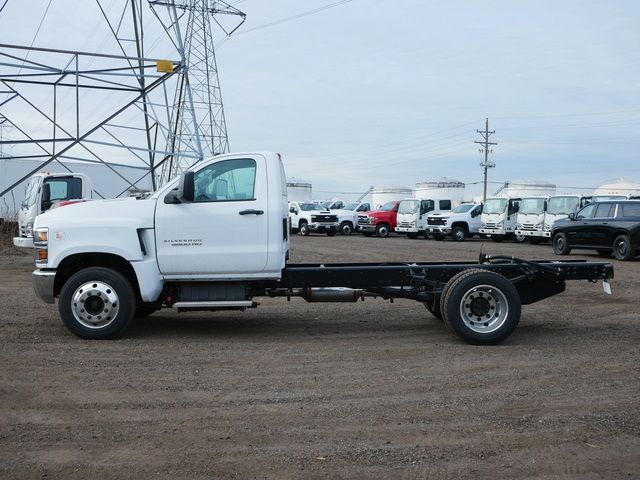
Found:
<box><xmin>474</xmin><ymin>118</ymin><xmax>497</xmax><ymax>202</ymax></box>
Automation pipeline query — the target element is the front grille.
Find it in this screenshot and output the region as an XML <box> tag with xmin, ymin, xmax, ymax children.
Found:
<box><xmin>521</xmin><ymin>224</ymin><xmax>537</xmax><ymax>231</ymax></box>
<box><xmin>427</xmin><ymin>217</ymin><xmax>446</xmax><ymax>226</ymax></box>
<box><xmin>358</xmin><ymin>216</ymin><xmax>372</xmax><ymax>225</ymax></box>
<box><xmin>311</xmin><ymin>214</ymin><xmax>337</xmax><ymax>223</ymax></box>
<box><xmin>398</xmin><ymin>221</ymin><xmax>413</xmax><ymax>227</ymax></box>
<box><xmin>484</xmin><ymin>222</ymin><xmax>498</xmax><ymax>229</ymax></box>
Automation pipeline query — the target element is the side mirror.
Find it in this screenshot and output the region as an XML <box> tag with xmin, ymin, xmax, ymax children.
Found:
<box><xmin>177</xmin><ymin>171</ymin><xmax>195</xmax><ymax>203</ymax></box>
<box><xmin>568</xmin><ymin>212</ymin><xmax>576</xmax><ymax>221</ymax></box>
<box><xmin>41</xmin><ymin>183</ymin><xmax>52</xmax><ymax>211</ymax></box>
<box><xmin>289</xmin><ymin>206</ymin><xmax>298</xmax><ymax>214</ymax></box>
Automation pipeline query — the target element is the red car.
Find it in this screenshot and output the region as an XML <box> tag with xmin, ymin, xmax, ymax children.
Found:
<box><xmin>356</xmin><ymin>201</ymin><xmax>400</xmax><ymax>238</ymax></box>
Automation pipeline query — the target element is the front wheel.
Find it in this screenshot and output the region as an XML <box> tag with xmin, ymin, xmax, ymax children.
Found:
<box><xmin>58</xmin><ymin>267</ymin><xmax>136</xmax><ymax>339</ymax></box>
<box><xmin>514</xmin><ymin>234</ymin><xmax>526</xmax><ymax>243</ymax></box>
<box><xmin>376</xmin><ymin>224</ymin><xmax>390</xmax><ymax>238</ymax></box>
<box><xmin>451</xmin><ymin>226</ymin><xmax>467</xmax><ymax>242</ymax></box>
<box><xmin>613</xmin><ymin>234</ymin><xmax>634</xmax><ymax>261</ymax></box>
<box><xmin>441</xmin><ymin>269</ymin><xmax>521</xmax><ymax>344</ymax></box>
<box><xmin>552</xmin><ymin>233</ymin><xmax>571</xmax><ymax>255</ymax></box>
<box><xmin>339</xmin><ymin>222</ymin><xmax>353</xmax><ymax>236</ymax></box>
<box><xmin>299</xmin><ymin>222</ymin><xmax>310</xmax><ymax>236</ymax></box>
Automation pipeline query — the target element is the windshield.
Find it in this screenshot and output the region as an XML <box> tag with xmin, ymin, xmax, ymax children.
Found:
<box><xmin>547</xmin><ymin>196</ymin><xmax>579</xmax><ymax>215</ymax></box>
<box><xmin>519</xmin><ymin>198</ymin><xmax>545</xmax><ymax>214</ymax></box>
<box><xmin>453</xmin><ymin>204</ymin><xmax>474</xmax><ymax>214</ymax></box>
<box><xmin>344</xmin><ymin>202</ymin><xmax>359</xmax><ymax>210</ymax></box>
<box><xmin>379</xmin><ymin>201</ymin><xmax>396</xmax><ymax>211</ymax></box>
<box><xmin>483</xmin><ymin>198</ymin><xmax>507</xmax><ymax>215</ymax></box>
<box><xmin>398</xmin><ymin>200</ymin><xmax>419</xmax><ymax>214</ymax></box>
<box><xmin>23</xmin><ymin>176</ymin><xmax>42</xmax><ymax>208</ymax></box>
<box><xmin>298</xmin><ymin>202</ymin><xmax>317</xmax><ymax>211</ymax></box>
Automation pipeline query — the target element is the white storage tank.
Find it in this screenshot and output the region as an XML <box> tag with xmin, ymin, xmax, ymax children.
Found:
<box><xmin>286</xmin><ymin>179</ymin><xmax>312</xmax><ymax>202</ymax></box>
<box><xmin>503</xmin><ymin>180</ymin><xmax>556</xmax><ymax>198</ymax></box>
<box><xmin>594</xmin><ymin>178</ymin><xmax>640</xmax><ymax>197</ymax></box>
<box><xmin>414</xmin><ymin>178</ymin><xmax>465</xmax><ymax>201</ymax></box>
<box><xmin>371</xmin><ymin>185</ymin><xmax>412</xmax><ymax>209</ymax></box>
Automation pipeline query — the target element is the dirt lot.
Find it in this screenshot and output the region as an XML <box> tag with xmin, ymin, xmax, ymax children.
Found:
<box><xmin>1</xmin><ymin>235</ymin><xmax>638</xmax><ymax>479</ymax></box>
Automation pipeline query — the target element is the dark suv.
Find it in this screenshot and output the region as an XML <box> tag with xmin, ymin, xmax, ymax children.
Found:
<box><xmin>551</xmin><ymin>200</ymin><xmax>640</xmax><ymax>260</ymax></box>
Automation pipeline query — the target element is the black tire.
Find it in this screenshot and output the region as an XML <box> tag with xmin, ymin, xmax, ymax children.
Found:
<box><xmin>299</xmin><ymin>221</ymin><xmax>310</xmax><ymax>236</ymax></box>
<box><xmin>552</xmin><ymin>232</ymin><xmax>571</xmax><ymax>255</ymax></box>
<box><xmin>491</xmin><ymin>235</ymin><xmax>504</xmax><ymax>243</ymax></box>
<box><xmin>326</xmin><ymin>229</ymin><xmax>336</xmax><ymax>237</ymax></box>
<box><xmin>58</xmin><ymin>267</ymin><xmax>136</xmax><ymax>339</ymax></box>
<box><xmin>440</xmin><ymin>268</ymin><xmax>521</xmax><ymax>344</ymax></box>
<box><xmin>135</xmin><ymin>303</ymin><xmax>158</xmax><ymax>318</ymax></box>
<box><xmin>376</xmin><ymin>223</ymin><xmax>390</xmax><ymax>238</ymax></box>
<box><xmin>339</xmin><ymin>222</ymin><xmax>353</xmax><ymax>236</ymax></box>
<box><xmin>514</xmin><ymin>234</ymin><xmax>526</xmax><ymax>243</ymax></box>
<box><xmin>423</xmin><ymin>295</ymin><xmax>443</xmax><ymax>322</ymax></box>
<box><xmin>613</xmin><ymin>234</ymin><xmax>634</xmax><ymax>261</ymax></box>
<box><xmin>432</xmin><ymin>233</ymin><xmax>445</xmax><ymax>241</ymax></box>
<box><xmin>451</xmin><ymin>226</ymin><xmax>467</xmax><ymax>242</ymax></box>
<box><xmin>597</xmin><ymin>249</ymin><xmax>612</xmax><ymax>257</ymax></box>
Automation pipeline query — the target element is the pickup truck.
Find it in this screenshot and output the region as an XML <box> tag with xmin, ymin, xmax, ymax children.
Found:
<box><xmin>13</xmin><ymin>172</ymin><xmax>90</xmax><ymax>248</ymax></box>
<box><xmin>31</xmin><ymin>152</ymin><xmax>614</xmax><ymax>345</ymax></box>
<box><xmin>357</xmin><ymin>201</ymin><xmax>399</xmax><ymax>238</ymax></box>
<box><xmin>427</xmin><ymin>203</ymin><xmax>483</xmax><ymax>241</ymax></box>
<box><xmin>288</xmin><ymin>201</ymin><xmax>338</xmax><ymax>236</ymax></box>
<box><xmin>328</xmin><ymin>201</ymin><xmax>371</xmax><ymax>235</ymax></box>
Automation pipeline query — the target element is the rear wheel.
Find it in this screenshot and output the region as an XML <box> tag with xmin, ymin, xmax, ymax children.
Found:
<box><xmin>59</xmin><ymin>267</ymin><xmax>136</xmax><ymax>339</ymax></box>
<box><xmin>440</xmin><ymin>269</ymin><xmax>521</xmax><ymax>344</ymax></box>
<box><xmin>552</xmin><ymin>232</ymin><xmax>571</xmax><ymax>255</ymax></box>
<box><xmin>613</xmin><ymin>234</ymin><xmax>634</xmax><ymax>261</ymax></box>
<box><xmin>299</xmin><ymin>221</ymin><xmax>310</xmax><ymax>236</ymax></box>
<box><xmin>376</xmin><ymin>224</ymin><xmax>390</xmax><ymax>238</ymax></box>
<box><xmin>339</xmin><ymin>221</ymin><xmax>353</xmax><ymax>236</ymax></box>
<box><xmin>451</xmin><ymin>226</ymin><xmax>467</xmax><ymax>242</ymax></box>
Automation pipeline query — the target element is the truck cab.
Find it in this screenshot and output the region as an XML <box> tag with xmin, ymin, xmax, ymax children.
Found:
<box><xmin>479</xmin><ymin>196</ymin><xmax>522</xmax><ymax>242</ymax></box>
<box><xmin>395</xmin><ymin>199</ymin><xmax>436</xmax><ymax>238</ymax></box>
<box><xmin>13</xmin><ymin>172</ymin><xmax>90</xmax><ymax>248</ymax></box>
<box><xmin>542</xmin><ymin>194</ymin><xmax>591</xmax><ymax>239</ymax></box>
<box><xmin>514</xmin><ymin>196</ymin><xmax>549</xmax><ymax>244</ymax></box>
<box><xmin>357</xmin><ymin>201</ymin><xmax>399</xmax><ymax>238</ymax></box>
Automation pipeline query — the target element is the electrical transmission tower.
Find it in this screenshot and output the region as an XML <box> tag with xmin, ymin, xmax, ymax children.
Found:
<box><xmin>149</xmin><ymin>0</ymin><xmax>245</xmax><ymax>185</ymax></box>
<box><xmin>474</xmin><ymin>118</ymin><xmax>497</xmax><ymax>201</ymax></box>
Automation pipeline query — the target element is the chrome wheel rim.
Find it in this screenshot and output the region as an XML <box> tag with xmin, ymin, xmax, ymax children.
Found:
<box><xmin>555</xmin><ymin>236</ymin><xmax>565</xmax><ymax>251</ymax></box>
<box><xmin>379</xmin><ymin>226</ymin><xmax>388</xmax><ymax>237</ymax></box>
<box><xmin>342</xmin><ymin>224</ymin><xmax>352</xmax><ymax>235</ymax></box>
<box><xmin>616</xmin><ymin>239</ymin><xmax>627</xmax><ymax>256</ymax></box>
<box><xmin>454</xmin><ymin>230</ymin><xmax>465</xmax><ymax>241</ymax></box>
<box><xmin>459</xmin><ymin>284</ymin><xmax>509</xmax><ymax>334</ymax></box>
<box><xmin>71</xmin><ymin>281</ymin><xmax>120</xmax><ymax>329</ymax></box>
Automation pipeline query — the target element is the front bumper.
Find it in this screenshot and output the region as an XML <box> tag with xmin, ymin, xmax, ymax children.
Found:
<box><xmin>357</xmin><ymin>224</ymin><xmax>377</xmax><ymax>233</ymax></box>
<box><xmin>514</xmin><ymin>229</ymin><xmax>545</xmax><ymax>238</ymax></box>
<box><xmin>309</xmin><ymin>222</ymin><xmax>338</xmax><ymax>232</ymax></box>
<box><xmin>426</xmin><ymin>226</ymin><xmax>451</xmax><ymax>234</ymax></box>
<box><xmin>33</xmin><ymin>269</ymin><xmax>56</xmax><ymax>304</ymax></box>
<box><xmin>395</xmin><ymin>226</ymin><xmax>419</xmax><ymax>233</ymax></box>
<box><xmin>13</xmin><ymin>236</ymin><xmax>34</xmax><ymax>248</ymax></box>
<box><xmin>479</xmin><ymin>228</ymin><xmax>507</xmax><ymax>236</ymax></box>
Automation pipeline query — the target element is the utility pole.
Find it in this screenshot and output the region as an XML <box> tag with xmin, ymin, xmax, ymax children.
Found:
<box><xmin>474</xmin><ymin>118</ymin><xmax>497</xmax><ymax>201</ymax></box>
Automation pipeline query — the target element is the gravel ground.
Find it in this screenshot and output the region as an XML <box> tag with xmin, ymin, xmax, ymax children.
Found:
<box><xmin>0</xmin><ymin>235</ymin><xmax>638</xmax><ymax>479</ymax></box>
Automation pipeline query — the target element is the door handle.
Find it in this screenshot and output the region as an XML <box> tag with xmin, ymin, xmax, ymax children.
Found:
<box><xmin>239</xmin><ymin>209</ymin><xmax>264</xmax><ymax>215</ymax></box>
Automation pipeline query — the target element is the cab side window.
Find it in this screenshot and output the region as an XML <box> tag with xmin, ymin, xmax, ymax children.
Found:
<box><xmin>594</xmin><ymin>203</ymin><xmax>614</xmax><ymax>218</ymax></box>
<box><xmin>193</xmin><ymin>159</ymin><xmax>256</xmax><ymax>203</ymax></box>
<box><xmin>576</xmin><ymin>203</ymin><xmax>597</xmax><ymax>219</ymax></box>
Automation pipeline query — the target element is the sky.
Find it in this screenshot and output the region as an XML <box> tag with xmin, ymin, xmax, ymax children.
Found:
<box><xmin>1</xmin><ymin>0</ymin><xmax>639</xmax><ymax>200</ymax></box>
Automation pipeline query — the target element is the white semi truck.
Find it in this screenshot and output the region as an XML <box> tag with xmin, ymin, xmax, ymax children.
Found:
<box><xmin>479</xmin><ymin>196</ymin><xmax>522</xmax><ymax>242</ymax></box>
<box><xmin>514</xmin><ymin>196</ymin><xmax>549</xmax><ymax>244</ymax></box>
<box><xmin>542</xmin><ymin>194</ymin><xmax>592</xmax><ymax>240</ymax></box>
<box><xmin>30</xmin><ymin>152</ymin><xmax>613</xmax><ymax>345</ymax></box>
<box><xmin>13</xmin><ymin>172</ymin><xmax>91</xmax><ymax>248</ymax></box>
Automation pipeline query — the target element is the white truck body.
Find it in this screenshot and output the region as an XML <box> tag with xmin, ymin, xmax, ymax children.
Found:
<box><xmin>396</xmin><ymin>198</ymin><xmax>455</xmax><ymax>237</ymax></box>
<box><xmin>327</xmin><ymin>201</ymin><xmax>371</xmax><ymax>235</ymax></box>
<box><xmin>13</xmin><ymin>172</ymin><xmax>91</xmax><ymax>248</ymax></box>
<box><xmin>288</xmin><ymin>201</ymin><xmax>339</xmax><ymax>235</ymax></box>
<box><xmin>542</xmin><ymin>194</ymin><xmax>591</xmax><ymax>237</ymax></box>
<box><xmin>479</xmin><ymin>197</ymin><xmax>522</xmax><ymax>239</ymax></box>
<box><xmin>514</xmin><ymin>196</ymin><xmax>549</xmax><ymax>241</ymax></box>
<box><xmin>428</xmin><ymin>203</ymin><xmax>483</xmax><ymax>241</ymax></box>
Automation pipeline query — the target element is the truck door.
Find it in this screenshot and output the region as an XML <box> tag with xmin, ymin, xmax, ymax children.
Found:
<box><xmin>570</xmin><ymin>203</ymin><xmax>597</xmax><ymax>246</ymax></box>
<box><xmin>155</xmin><ymin>156</ymin><xmax>269</xmax><ymax>276</ymax></box>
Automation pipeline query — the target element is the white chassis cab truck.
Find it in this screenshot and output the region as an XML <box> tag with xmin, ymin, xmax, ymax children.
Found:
<box><xmin>31</xmin><ymin>152</ymin><xmax>613</xmax><ymax>345</ymax></box>
<box><xmin>328</xmin><ymin>201</ymin><xmax>371</xmax><ymax>235</ymax></box>
<box><xmin>542</xmin><ymin>194</ymin><xmax>591</xmax><ymax>238</ymax></box>
<box><xmin>396</xmin><ymin>199</ymin><xmax>455</xmax><ymax>239</ymax></box>
<box><xmin>288</xmin><ymin>201</ymin><xmax>339</xmax><ymax>236</ymax></box>
<box><xmin>514</xmin><ymin>196</ymin><xmax>549</xmax><ymax>244</ymax></box>
<box><xmin>479</xmin><ymin>196</ymin><xmax>522</xmax><ymax>242</ymax></box>
<box><xmin>13</xmin><ymin>172</ymin><xmax>90</xmax><ymax>248</ymax></box>
<box><xmin>427</xmin><ymin>203</ymin><xmax>483</xmax><ymax>242</ymax></box>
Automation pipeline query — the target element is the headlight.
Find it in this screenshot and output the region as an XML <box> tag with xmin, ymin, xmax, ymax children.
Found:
<box><xmin>516</xmin><ymin>223</ymin><xmax>523</xmax><ymax>229</ymax></box>
<box><xmin>34</xmin><ymin>227</ymin><xmax>48</xmax><ymax>264</ymax></box>
<box><xmin>410</xmin><ymin>221</ymin><xmax>416</xmax><ymax>226</ymax></box>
